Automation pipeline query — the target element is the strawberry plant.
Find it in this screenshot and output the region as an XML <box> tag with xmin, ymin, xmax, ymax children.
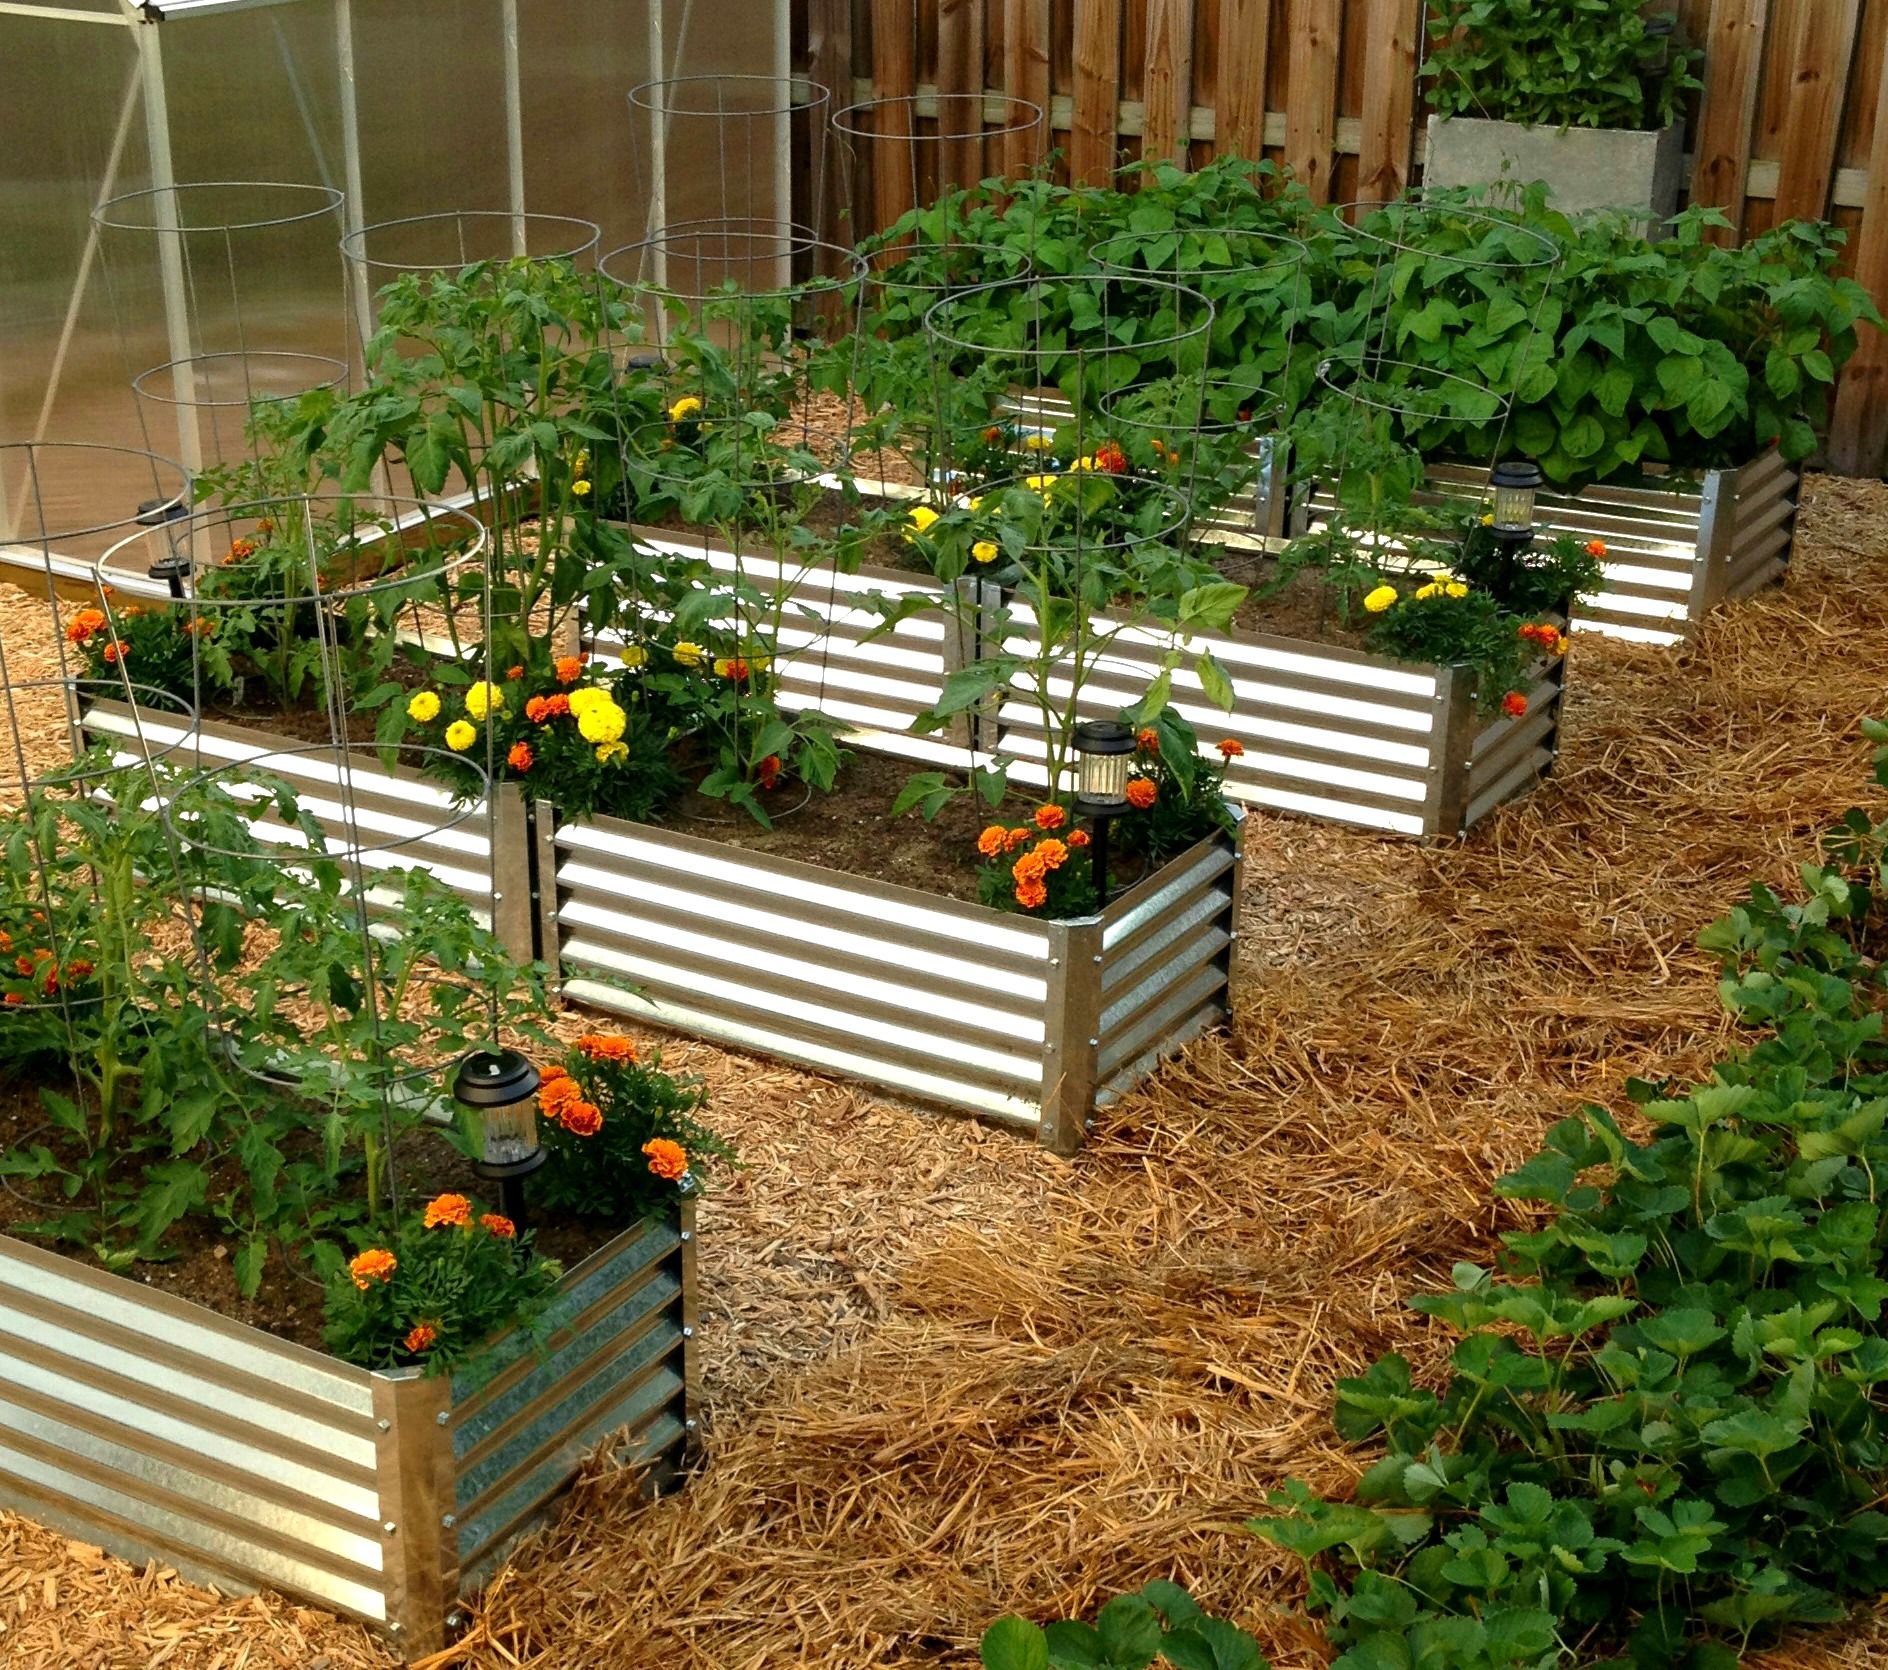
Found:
<box><xmin>1248</xmin><ymin>717</ymin><xmax>1888</xmax><ymax>1667</ymax></box>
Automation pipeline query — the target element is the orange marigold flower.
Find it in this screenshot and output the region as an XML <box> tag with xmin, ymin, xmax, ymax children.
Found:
<box><xmin>1003</xmin><ymin>826</ymin><xmax>1032</xmax><ymax>853</ymax></box>
<box><xmin>540</xmin><ymin>1062</ymin><xmax>570</xmax><ymax>1084</ymax></box>
<box><xmin>65</xmin><ymin>960</ymin><xmax>94</xmax><ymax>979</ymax></box>
<box><xmin>1015</xmin><ymin>879</ymin><xmax>1048</xmax><ymax>910</ymax></box>
<box><xmin>228</xmin><ymin>537</ymin><xmax>257</xmax><ymax>562</ymax></box>
<box><xmin>479</xmin><ymin>1213</ymin><xmax>516</xmax><ymax>1239</ymax></box>
<box><xmin>31</xmin><ymin>949</ymin><xmax>50</xmax><ymax>962</ymax></box>
<box><xmin>1136</xmin><ymin>727</ymin><xmax>1159</xmax><ymax>753</ymax></box>
<box><xmin>554</xmin><ymin>655</ymin><xmax>585</xmax><ymax>685</ymax></box>
<box><xmin>575</xmin><ymin>1033</ymin><xmax>637</xmax><ymax>1063</ymax></box>
<box><xmin>1501</xmin><ymin>691</ymin><xmax>1529</xmax><ymax>718</ymax></box>
<box><xmin>101</xmin><ymin>640</ymin><xmax>130</xmax><ymax>665</ymax></box>
<box><xmin>1012</xmin><ymin>850</ymin><xmax>1048</xmax><ymax>885</ymax></box>
<box><xmin>758</xmin><ymin>753</ymin><xmax>783</xmax><ymax>790</ymax></box>
<box><xmin>2</xmin><ymin>994</ymin><xmax>20</xmax><ymax>1006</ymax></box>
<box><xmin>643</xmin><ymin>1137</ymin><xmax>689</xmax><ymax>1181</ymax></box>
<box><xmin>1035</xmin><ymin>837</ymin><xmax>1069</xmax><ymax>872</ymax></box>
<box><xmin>525</xmin><ymin>695</ymin><xmax>550</xmax><ymax>724</ymax></box>
<box><xmin>404</xmin><ymin>1321</ymin><xmax>438</xmax><ymax>1353</ymax></box>
<box><xmin>507</xmin><ymin>741</ymin><xmax>534</xmax><ymax>772</ymax></box>
<box><xmin>349</xmin><ymin>1248</ymin><xmax>396</xmax><ymax>1289</ymax></box>
<box><xmin>543</xmin><ymin>693</ymin><xmax>570</xmax><ymax>718</ymax></box>
<box><xmin>1033</xmin><ymin>804</ymin><xmax>1066</xmax><ymax>831</ymax></box>
<box><xmin>977</xmin><ymin>825</ymin><xmax>1007</xmax><ymax>859</ymax></box>
<box><xmin>64</xmin><ymin>608</ymin><xmax>106</xmax><ymax>644</ymax></box>
<box><xmin>1216</xmin><ymin>738</ymin><xmax>1245</xmax><ymax>759</ymax></box>
<box><xmin>1093</xmin><ymin>440</ymin><xmax>1128</xmax><ymax>475</ymax></box>
<box><xmin>1585</xmin><ymin>539</ymin><xmax>1607</xmax><ymax>559</ymax></box>
<box><xmin>13</xmin><ymin>956</ymin><xmax>30</xmax><ymax>977</ymax></box>
<box><xmin>422</xmin><ymin>1193</ymin><xmax>472</xmax><ymax>1230</ymax></box>
<box><xmin>506</xmin><ymin>664</ymin><xmax>524</xmax><ymax>680</ymax></box>
<box><xmin>1125</xmin><ymin>777</ymin><xmax>1157</xmax><ymax>810</ymax></box>
<box><xmin>39</xmin><ymin>971</ymin><xmax>57</xmax><ymax>996</ymax></box>
<box><xmin>981</xmin><ymin>425</ymin><xmax>1005</xmax><ymax>446</ymax></box>
<box><xmin>561</xmin><ymin>1100</ymin><xmax>603</xmax><ymax>1137</ymax></box>
<box><xmin>0</xmin><ymin>930</ymin><xmax>9</xmax><ymax>950</ymax></box>
<box><xmin>1068</xmin><ymin>828</ymin><xmax>1091</xmax><ymax>849</ymax></box>
<box><xmin>540</xmin><ymin>1074</ymin><xmax>581</xmax><ymax>1108</ymax></box>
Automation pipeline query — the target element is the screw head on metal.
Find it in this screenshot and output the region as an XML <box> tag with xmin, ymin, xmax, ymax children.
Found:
<box><xmin>685</xmin><ymin>1418</ymin><xmax>698</xmax><ymax>1431</ymax></box>
<box><xmin>1092</xmin><ymin>954</ymin><xmax>1103</xmax><ymax>964</ymax></box>
<box><xmin>436</xmin><ymin>1410</ymin><xmax>451</xmax><ymax>1425</ymax></box>
<box><xmin>682</xmin><ymin>1325</ymin><xmax>695</xmax><ymax>1338</ymax></box>
<box><xmin>447</xmin><ymin>1613</ymin><xmax>465</xmax><ymax>1630</ymax></box>
<box><xmin>441</xmin><ymin>1513</ymin><xmax>456</xmax><ymax>1529</ymax></box>
<box><xmin>382</xmin><ymin>1520</ymin><xmax>398</xmax><ymax>1535</ymax></box>
<box><xmin>376</xmin><ymin>1418</ymin><xmax>391</xmax><ymax>1432</ymax></box>
<box><xmin>680</xmin><ymin>1229</ymin><xmax>692</xmax><ymax>1241</ymax></box>
<box><xmin>1087</xmin><ymin>1036</ymin><xmax>1099</xmax><ymax>1047</ymax></box>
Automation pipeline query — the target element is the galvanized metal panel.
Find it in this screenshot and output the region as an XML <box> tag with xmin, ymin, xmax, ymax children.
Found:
<box><xmin>553</xmin><ymin>813</ymin><xmax>1053</xmax><ymax>1120</ymax></box>
<box><xmin>81</xmin><ymin>702</ymin><xmax>500</xmax><ymax>920</ymax></box>
<box><xmin>451</xmin><ymin>1216</ymin><xmax>686</xmax><ymax>1585</ymax></box>
<box><xmin>0</xmin><ymin>1233</ymin><xmax>391</xmax><ymax>1625</ymax></box>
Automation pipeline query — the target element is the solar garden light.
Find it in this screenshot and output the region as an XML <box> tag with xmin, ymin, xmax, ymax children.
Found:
<box><xmin>1489</xmin><ymin>459</ymin><xmax>1542</xmax><ymax>544</ymax></box>
<box><xmin>1072</xmin><ymin>718</ymin><xmax>1136</xmax><ymax>909</ymax></box>
<box><xmin>147</xmin><ymin>551</ymin><xmax>191</xmax><ymax>601</ymax></box>
<box><xmin>1643</xmin><ymin>11</ymin><xmax>1676</xmax><ymax>75</ymax></box>
<box><xmin>453</xmin><ymin>1047</ymin><xmax>544</xmax><ymax>1223</ymax></box>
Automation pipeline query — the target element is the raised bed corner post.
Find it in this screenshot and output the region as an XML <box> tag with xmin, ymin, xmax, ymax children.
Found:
<box><xmin>1688</xmin><ymin>467</ymin><xmax>1736</xmax><ymax>624</ymax></box>
<box><xmin>1422</xmin><ymin>664</ymin><xmax>1479</xmax><ymax>840</ymax></box>
<box><xmin>942</xmin><ymin>575</ymin><xmax>1006</xmax><ymax>752</ymax></box>
<box><xmin>676</xmin><ymin>1195</ymin><xmax>702</xmax><ymax>1477</ymax></box>
<box><xmin>370</xmin><ymin>1368</ymin><xmax>455</xmax><ymax>1656</ymax></box>
<box><xmin>489</xmin><ymin>783</ymin><xmax>536</xmax><ymax>966</ymax></box>
<box><xmin>531</xmin><ymin>797</ymin><xmax>563</xmax><ymax>992</ymax></box>
<box><xmin>1038</xmin><ymin>916</ymin><xmax>1105</xmax><ymax>1154</ymax></box>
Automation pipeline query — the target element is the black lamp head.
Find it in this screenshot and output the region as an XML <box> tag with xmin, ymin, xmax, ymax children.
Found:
<box><xmin>452</xmin><ymin>1047</ymin><xmax>541</xmax><ymax>1108</ymax></box>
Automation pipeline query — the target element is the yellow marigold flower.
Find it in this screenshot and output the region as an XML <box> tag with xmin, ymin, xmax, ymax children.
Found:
<box><xmin>1020</xmin><ymin>433</ymin><xmax>1053</xmax><ymax>453</ymax></box>
<box><xmin>444</xmin><ymin>720</ymin><xmax>477</xmax><ymax>752</ymax></box>
<box><xmin>1025</xmin><ymin>473</ymin><xmax>1059</xmax><ymax>493</ymax></box>
<box><xmin>972</xmin><ymin>541</ymin><xmax>999</xmax><ymax>564</ymax></box>
<box><xmin>668</xmin><ymin>395</ymin><xmax>702</xmax><ymax>422</ymax></box>
<box><xmin>1445</xmin><ymin>581</ymin><xmax>1469</xmax><ymax>598</ymax></box>
<box><xmin>577</xmin><ymin>698</ymin><xmax>626</xmax><ymax>745</ymax></box>
<box><xmin>596</xmin><ymin>740</ymin><xmax>629</xmax><ymax>765</ymax></box>
<box><xmin>567</xmin><ymin>687</ymin><xmax>608</xmax><ymax>716</ymax></box>
<box><xmin>571</xmin><ymin>478</ymin><xmax>592</xmax><ymax>497</ymax></box>
<box><xmin>672</xmin><ymin>640</ymin><xmax>704</xmax><ymax>667</ymax></box>
<box><xmin>1069</xmin><ymin>455</ymin><xmax>1097</xmax><ymax>472</ymax></box>
<box><xmin>1363</xmin><ymin>585</ymin><xmax>1398</xmax><ymax>614</ymax></box>
<box><xmin>1480</xmin><ymin>512</ymin><xmax>1495</xmax><ymax>526</ymax></box>
<box><xmin>712</xmin><ymin>657</ymin><xmax>733</xmax><ymax>680</ymax></box>
<box><xmin>406</xmin><ymin>690</ymin><xmax>441</xmax><ymax>722</ymax></box>
<box><xmin>464</xmin><ymin>680</ymin><xmax>505</xmax><ymax>721</ymax></box>
<box><xmin>902</xmin><ymin>504</ymin><xmax>940</xmax><ymax>543</ymax></box>
<box><xmin>619</xmin><ymin>645</ymin><xmax>649</xmax><ymax>671</ymax></box>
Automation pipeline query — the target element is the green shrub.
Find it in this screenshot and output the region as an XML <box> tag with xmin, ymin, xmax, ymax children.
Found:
<box><xmin>1424</xmin><ymin>1</ymin><xmax>1701</xmax><ymax>131</ymax></box>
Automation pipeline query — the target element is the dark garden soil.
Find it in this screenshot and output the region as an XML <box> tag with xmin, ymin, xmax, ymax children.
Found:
<box><xmin>640</xmin><ymin>744</ymin><xmax>1150</xmax><ymax>906</ymax></box>
<box><xmin>0</xmin><ymin>1064</ymin><xmax>621</xmax><ymax>1355</ymax></box>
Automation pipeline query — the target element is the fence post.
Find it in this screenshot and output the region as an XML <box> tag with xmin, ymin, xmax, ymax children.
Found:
<box><xmin>370</xmin><ymin>1368</ymin><xmax>454</xmax><ymax>1656</ymax></box>
<box><xmin>1039</xmin><ymin>916</ymin><xmax>1104</xmax><ymax>1153</ymax></box>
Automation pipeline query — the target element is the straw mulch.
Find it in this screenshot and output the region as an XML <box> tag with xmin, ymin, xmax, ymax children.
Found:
<box><xmin>1</xmin><ymin>475</ymin><xmax>1887</xmax><ymax>1668</ymax></box>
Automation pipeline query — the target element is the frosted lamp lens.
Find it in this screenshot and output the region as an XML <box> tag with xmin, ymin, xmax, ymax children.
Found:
<box><xmin>482</xmin><ymin>1098</ymin><xmax>539</xmax><ymax>1167</ymax></box>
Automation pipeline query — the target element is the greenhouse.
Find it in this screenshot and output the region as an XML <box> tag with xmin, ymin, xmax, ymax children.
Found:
<box><xmin>0</xmin><ymin>1</ymin><xmax>1885</xmax><ymax>1666</ymax></box>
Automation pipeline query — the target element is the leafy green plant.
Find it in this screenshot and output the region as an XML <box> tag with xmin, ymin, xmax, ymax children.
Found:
<box><xmin>1112</xmin><ymin>708</ymin><xmax>1242</xmax><ymax>866</ymax></box>
<box><xmin>529</xmin><ymin>1030</ymin><xmax>731</xmax><ymax>1222</ymax></box>
<box><xmin>981</xmin><ymin>1582</ymin><xmax>1271</xmax><ymax>1670</ymax></box>
<box><xmin>1247</xmin><ymin>716</ymin><xmax>1888</xmax><ymax>1667</ymax></box>
<box><xmin>1425</xmin><ymin>1</ymin><xmax>1702</xmax><ymax>131</ymax></box>
<box><xmin>318</xmin><ymin>1189</ymin><xmax>561</xmax><ymax>1374</ymax></box>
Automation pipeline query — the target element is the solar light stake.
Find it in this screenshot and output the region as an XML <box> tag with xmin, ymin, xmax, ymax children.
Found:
<box><xmin>1072</xmin><ymin>718</ymin><xmax>1136</xmax><ymax>909</ymax></box>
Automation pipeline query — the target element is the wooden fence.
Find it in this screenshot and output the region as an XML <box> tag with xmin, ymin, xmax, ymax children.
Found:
<box><xmin>795</xmin><ymin>0</ymin><xmax>1888</xmax><ymax>477</ymax></box>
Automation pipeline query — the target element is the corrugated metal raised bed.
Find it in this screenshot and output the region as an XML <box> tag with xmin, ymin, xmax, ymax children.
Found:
<box><xmin>544</xmin><ymin>806</ymin><xmax>1242</xmax><ymax>1151</ymax></box>
<box><xmin>588</xmin><ymin>535</ymin><xmax>1566</xmax><ymax>841</ymax></box>
<box><xmin>1304</xmin><ymin>450</ymin><xmax>1800</xmax><ymax>646</ymax></box>
<box><xmin>81</xmin><ymin>698</ymin><xmax>535</xmax><ymax>959</ymax></box>
<box><xmin>0</xmin><ymin>1207</ymin><xmax>694</xmax><ymax>1654</ymax></box>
